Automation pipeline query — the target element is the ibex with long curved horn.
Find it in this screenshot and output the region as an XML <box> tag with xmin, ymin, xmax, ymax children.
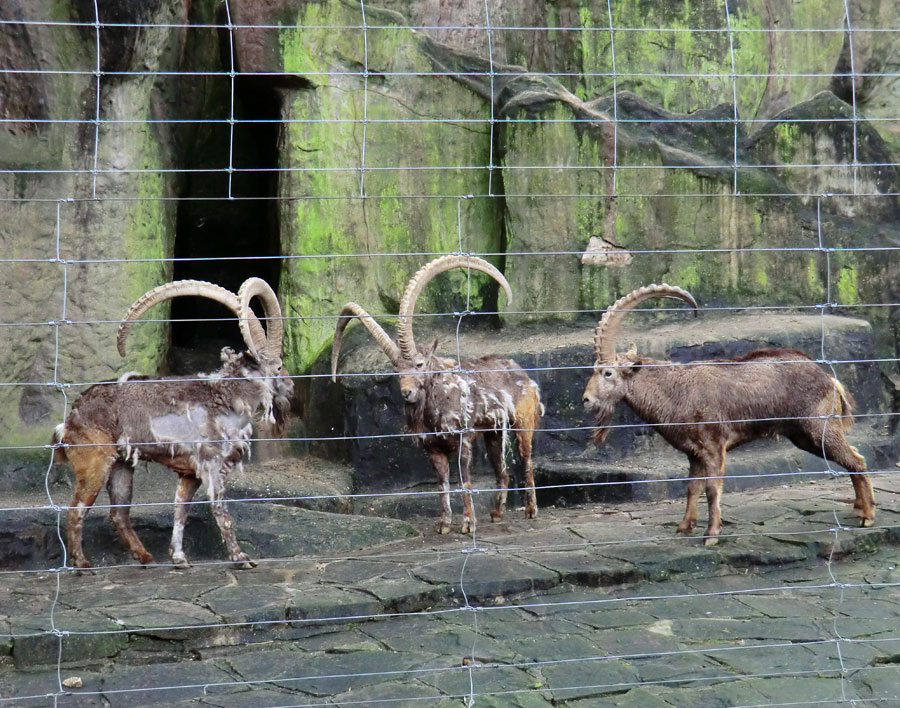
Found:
<box><xmin>582</xmin><ymin>284</ymin><xmax>876</xmax><ymax>544</ymax></box>
<box><xmin>332</xmin><ymin>255</ymin><xmax>543</xmax><ymax>534</ymax></box>
<box><xmin>53</xmin><ymin>278</ymin><xmax>293</xmax><ymax>569</ymax></box>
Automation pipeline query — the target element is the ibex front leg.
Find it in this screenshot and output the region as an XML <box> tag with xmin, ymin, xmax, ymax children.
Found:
<box><xmin>207</xmin><ymin>464</ymin><xmax>256</xmax><ymax>569</ymax></box>
<box><xmin>702</xmin><ymin>445</ymin><xmax>727</xmax><ymax>546</ymax></box>
<box><xmin>170</xmin><ymin>474</ymin><xmax>201</xmax><ymax>568</ymax></box>
<box><xmin>484</xmin><ymin>432</ymin><xmax>509</xmax><ymax>523</ymax></box>
<box><xmin>458</xmin><ymin>435</ymin><xmax>477</xmax><ymax>535</ymax></box>
<box><xmin>676</xmin><ymin>446</ymin><xmax>726</xmax><ymax>545</ymax></box>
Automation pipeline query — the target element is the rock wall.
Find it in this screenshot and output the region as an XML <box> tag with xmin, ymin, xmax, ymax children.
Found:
<box><xmin>1</xmin><ymin>0</ymin><xmax>899</xmax><ymax>469</ymax></box>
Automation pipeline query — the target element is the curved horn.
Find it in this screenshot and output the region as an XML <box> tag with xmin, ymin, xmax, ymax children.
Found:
<box><xmin>238</xmin><ymin>277</ymin><xmax>284</xmax><ymax>359</ymax></box>
<box><xmin>331</xmin><ymin>303</ymin><xmax>400</xmax><ymax>381</ymax></box>
<box><xmin>396</xmin><ymin>255</ymin><xmax>512</xmax><ymax>358</ymax></box>
<box><xmin>117</xmin><ymin>280</ymin><xmax>265</xmax><ymax>357</ymax></box>
<box><xmin>594</xmin><ymin>283</ymin><xmax>698</xmax><ymax>363</ymax></box>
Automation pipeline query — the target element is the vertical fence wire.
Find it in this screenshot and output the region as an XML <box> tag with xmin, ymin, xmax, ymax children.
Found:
<box><xmin>2</xmin><ymin>4</ymin><xmax>899</xmax><ymax>706</ymax></box>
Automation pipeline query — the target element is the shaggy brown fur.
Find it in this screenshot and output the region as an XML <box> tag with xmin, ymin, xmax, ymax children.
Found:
<box><xmin>55</xmin><ymin>350</ymin><xmax>292</xmax><ymax>568</ymax></box>
<box><xmin>54</xmin><ymin>278</ymin><xmax>291</xmax><ymax>569</ymax></box>
<box><xmin>585</xmin><ymin>284</ymin><xmax>876</xmax><ymax>545</ymax></box>
<box><xmin>332</xmin><ymin>256</ymin><xmax>543</xmax><ymax>534</ymax></box>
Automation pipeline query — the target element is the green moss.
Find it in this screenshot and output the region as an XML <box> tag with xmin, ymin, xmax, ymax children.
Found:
<box><xmin>836</xmin><ymin>263</ymin><xmax>859</xmax><ymax>305</ymax></box>
<box><xmin>807</xmin><ymin>256</ymin><xmax>823</xmax><ymax>293</ymax></box>
<box><xmin>278</xmin><ymin>2</ymin><xmax>498</xmax><ymax>371</ymax></box>
<box><xmin>119</xmin><ymin>119</ymin><xmax>171</xmax><ymax>373</ymax></box>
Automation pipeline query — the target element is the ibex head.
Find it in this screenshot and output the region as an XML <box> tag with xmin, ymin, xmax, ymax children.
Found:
<box><xmin>582</xmin><ymin>284</ymin><xmax>697</xmax><ymax>443</ymax></box>
<box><xmin>331</xmin><ymin>254</ymin><xmax>513</xmax><ymax>405</ymax></box>
<box><xmin>117</xmin><ymin>277</ymin><xmax>293</xmax><ymax>431</ymax></box>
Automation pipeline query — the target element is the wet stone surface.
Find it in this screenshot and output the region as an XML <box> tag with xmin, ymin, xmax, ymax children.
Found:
<box><xmin>1</xmin><ymin>473</ymin><xmax>899</xmax><ymax>706</ymax></box>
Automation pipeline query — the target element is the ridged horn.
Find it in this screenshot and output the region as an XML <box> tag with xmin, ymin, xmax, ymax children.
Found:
<box><xmin>238</xmin><ymin>277</ymin><xmax>284</xmax><ymax>359</ymax></box>
<box><xmin>396</xmin><ymin>255</ymin><xmax>512</xmax><ymax>358</ymax></box>
<box><xmin>116</xmin><ymin>280</ymin><xmax>266</xmax><ymax>357</ymax></box>
<box><xmin>331</xmin><ymin>303</ymin><xmax>401</xmax><ymax>381</ymax></box>
<box><xmin>594</xmin><ymin>284</ymin><xmax>698</xmax><ymax>363</ymax></box>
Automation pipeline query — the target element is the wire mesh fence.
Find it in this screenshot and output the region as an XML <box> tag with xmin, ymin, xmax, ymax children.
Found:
<box><xmin>1</xmin><ymin>0</ymin><xmax>900</xmax><ymax>705</ymax></box>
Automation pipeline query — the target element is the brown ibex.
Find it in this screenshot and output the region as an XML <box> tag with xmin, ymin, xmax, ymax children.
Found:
<box><xmin>331</xmin><ymin>255</ymin><xmax>542</xmax><ymax>534</ymax></box>
<box><xmin>53</xmin><ymin>278</ymin><xmax>292</xmax><ymax>569</ymax></box>
<box><xmin>582</xmin><ymin>284</ymin><xmax>876</xmax><ymax>544</ymax></box>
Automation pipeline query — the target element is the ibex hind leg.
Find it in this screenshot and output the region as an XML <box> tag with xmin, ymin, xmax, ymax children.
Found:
<box><xmin>484</xmin><ymin>432</ymin><xmax>508</xmax><ymax>523</ymax></box>
<box><xmin>790</xmin><ymin>425</ymin><xmax>876</xmax><ymax>527</ymax></box>
<box><xmin>515</xmin><ymin>427</ymin><xmax>538</xmax><ymax>520</ymax></box>
<box><xmin>107</xmin><ymin>462</ymin><xmax>153</xmax><ymax>565</ymax></box>
<box><xmin>515</xmin><ymin>390</ymin><xmax>541</xmax><ymax>520</ymax></box>
<box><xmin>65</xmin><ymin>435</ymin><xmax>117</xmax><ymax>569</ymax></box>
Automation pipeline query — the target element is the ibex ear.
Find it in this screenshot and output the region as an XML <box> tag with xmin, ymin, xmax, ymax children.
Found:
<box><xmin>616</xmin><ymin>345</ymin><xmax>641</xmax><ymax>376</ymax></box>
<box><xmin>425</xmin><ymin>336</ymin><xmax>439</xmax><ymax>356</ymax></box>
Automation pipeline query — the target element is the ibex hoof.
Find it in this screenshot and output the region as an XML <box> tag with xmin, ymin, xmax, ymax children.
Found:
<box><xmin>72</xmin><ymin>558</ymin><xmax>92</xmax><ymax>570</ymax></box>
<box><xmin>232</xmin><ymin>552</ymin><xmax>257</xmax><ymax>570</ymax></box>
<box><xmin>134</xmin><ymin>551</ymin><xmax>154</xmax><ymax>565</ymax></box>
<box><xmin>461</xmin><ymin>519</ymin><xmax>474</xmax><ymax>535</ymax></box>
<box><xmin>860</xmin><ymin>518</ymin><xmax>875</xmax><ymax>528</ymax></box>
<box><xmin>675</xmin><ymin>524</ymin><xmax>695</xmax><ymax>536</ymax></box>
<box><xmin>170</xmin><ymin>553</ymin><xmax>191</xmax><ymax>569</ymax></box>
<box><xmin>525</xmin><ymin>504</ymin><xmax>537</xmax><ymax>520</ymax></box>
<box><xmin>490</xmin><ymin>510</ymin><xmax>504</xmax><ymax>523</ymax></box>
<box><xmin>703</xmin><ymin>536</ymin><xmax>720</xmax><ymax>547</ymax></box>
<box><xmin>438</xmin><ymin>523</ymin><xmax>451</xmax><ymax>535</ymax></box>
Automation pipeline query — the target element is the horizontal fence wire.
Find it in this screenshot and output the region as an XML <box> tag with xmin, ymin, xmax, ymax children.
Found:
<box><xmin>1</xmin><ymin>1</ymin><xmax>899</xmax><ymax>706</ymax></box>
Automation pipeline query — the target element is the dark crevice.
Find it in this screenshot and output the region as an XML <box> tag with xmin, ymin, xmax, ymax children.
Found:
<box><xmin>491</xmin><ymin>119</ymin><xmax>509</xmax><ymax>326</ymax></box>
<box><xmin>168</xmin><ymin>16</ymin><xmax>284</xmax><ymax>374</ymax></box>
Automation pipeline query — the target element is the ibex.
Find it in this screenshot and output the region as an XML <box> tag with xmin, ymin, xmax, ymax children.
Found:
<box><xmin>53</xmin><ymin>278</ymin><xmax>292</xmax><ymax>569</ymax></box>
<box><xmin>331</xmin><ymin>255</ymin><xmax>542</xmax><ymax>534</ymax></box>
<box><xmin>582</xmin><ymin>284</ymin><xmax>876</xmax><ymax>544</ymax></box>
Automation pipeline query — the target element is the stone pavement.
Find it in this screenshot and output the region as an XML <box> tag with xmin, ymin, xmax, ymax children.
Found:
<box><xmin>2</xmin><ymin>471</ymin><xmax>900</xmax><ymax>706</ymax></box>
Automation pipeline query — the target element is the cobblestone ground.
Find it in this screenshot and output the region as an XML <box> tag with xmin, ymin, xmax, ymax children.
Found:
<box><xmin>2</xmin><ymin>473</ymin><xmax>899</xmax><ymax>706</ymax></box>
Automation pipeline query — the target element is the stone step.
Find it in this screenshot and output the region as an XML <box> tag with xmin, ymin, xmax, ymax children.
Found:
<box><xmin>0</xmin><ymin>484</ymin><xmax>415</xmax><ymax>572</ymax></box>
<box><xmin>3</xmin><ymin>475</ymin><xmax>900</xmax><ymax>677</ymax></box>
<box><xmin>311</xmin><ymin>310</ymin><xmax>893</xmax><ymax>501</ymax></box>
<box><xmin>534</xmin><ymin>419</ymin><xmax>895</xmax><ymax>508</ymax></box>
<box><xmin>359</xmin><ymin>420</ymin><xmax>894</xmax><ymax>522</ymax></box>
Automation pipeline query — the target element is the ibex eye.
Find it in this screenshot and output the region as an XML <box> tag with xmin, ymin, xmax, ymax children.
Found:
<box><xmin>603</xmin><ymin>369</ymin><xmax>614</xmax><ymax>379</ymax></box>
<box><xmin>416</xmin><ymin>361</ymin><xmax>425</xmax><ymax>370</ymax></box>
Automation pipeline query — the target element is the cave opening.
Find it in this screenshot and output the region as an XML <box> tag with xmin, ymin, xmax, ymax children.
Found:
<box><xmin>168</xmin><ymin>34</ymin><xmax>283</xmax><ymax>374</ymax></box>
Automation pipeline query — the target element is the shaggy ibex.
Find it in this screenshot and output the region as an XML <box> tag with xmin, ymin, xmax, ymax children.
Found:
<box><xmin>331</xmin><ymin>255</ymin><xmax>542</xmax><ymax>534</ymax></box>
<box><xmin>54</xmin><ymin>278</ymin><xmax>292</xmax><ymax>569</ymax></box>
<box><xmin>582</xmin><ymin>284</ymin><xmax>876</xmax><ymax>544</ymax></box>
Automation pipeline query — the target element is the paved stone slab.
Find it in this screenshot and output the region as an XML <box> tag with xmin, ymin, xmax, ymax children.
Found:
<box><xmin>225</xmin><ymin>646</ymin><xmax>429</xmax><ymax>696</ymax></box>
<box><xmin>10</xmin><ymin>609</ymin><xmax>127</xmax><ymax>669</ymax></box>
<box><xmin>99</xmin><ymin>660</ymin><xmax>237</xmax><ymax>707</ymax></box>
<box><xmin>537</xmin><ymin>656</ymin><xmax>640</xmax><ymax>700</ymax></box>
<box><xmin>519</xmin><ymin>549</ymin><xmax>642</xmax><ymax>586</ymax></box>
<box><xmin>287</xmin><ymin>585</ymin><xmax>384</xmax><ymax>622</ymax></box>
<box><xmin>412</xmin><ymin>552</ymin><xmax>560</xmax><ymax>600</ymax></box>
<box><xmin>3</xmin><ymin>469</ymin><xmax>900</xmax><ymax>706</ymax></box>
